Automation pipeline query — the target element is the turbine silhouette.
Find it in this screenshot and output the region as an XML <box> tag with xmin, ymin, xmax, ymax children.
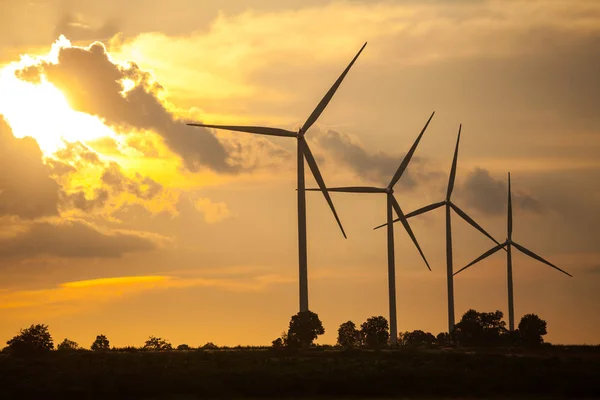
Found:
<box><xmin>453</xmin><ymin>172</ymin><xmax>572</xmax><ymax>330</ymax></box>
<box><xmin>187</xmin><ymin>43</ymin><xmax>367</xmax><ymax>313</ymax></box>
<box><xmin>307</xmin><ymin>111</ymin><xmax>435</xmax><ymax>345</ymax></box>
<box><xmin>374</xmin><ymin>124</ymin><xmax>502</xmax><ymax>334</ymax></box>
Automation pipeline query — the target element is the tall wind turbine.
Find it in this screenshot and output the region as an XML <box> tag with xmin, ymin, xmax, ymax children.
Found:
<box><xmin>454</xmin><ymin>172</ymin><xmax>572</xmax><ymax>331</ymax></box>
<box><xmin>373</xmin><ymin>124</ymin><xmax>503</xmax><ymax>334</ymax></box>
<box><xmin>187</xmin><ymin>43</ymin><xmax>367</xmax><ymax>313</ymax></box>
<box><xmin>307</xmin><ymin>111</ymin><xmax>435</xmax><ymax>345</ymax></box>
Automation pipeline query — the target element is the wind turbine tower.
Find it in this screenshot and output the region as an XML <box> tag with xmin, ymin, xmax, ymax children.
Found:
<box><xmin>187</xmin><ymin>43</ymin><xmax>367</xmax><ymax>312</ymax></box>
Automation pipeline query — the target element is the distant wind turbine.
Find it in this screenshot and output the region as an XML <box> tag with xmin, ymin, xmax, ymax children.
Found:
<box><xmin>374</xmin><ymin>124</ymin><xmax>503</xmax><ymax>334</ymax></box>
<box><xmin>187</xmin><ymin>43</ymin><xmax>367</xmax><ymax>313</ymax></box>
<box><xmin>454</xmin><ymin>172</ymin><xmax>572</xmax><ymax>331</ymax></box>
<box><xmin>307</xmin><ymin>111</ymin><xmax>435</xmax><ymax>345</ymax></box>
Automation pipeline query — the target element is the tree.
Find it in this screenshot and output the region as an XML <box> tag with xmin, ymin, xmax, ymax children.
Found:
<box><xmin>91</xmin><ymin>334</ymin><xmax>110</xmax><ymax>351</ymax></box>
<box><xmin>360</xmin><ymin>316</ymin><xmax>390</xmax><ymax>348</ymax></box>
<box><xmin>6</xmin><ymin>324</ymin><xmax>54</xmax><ymax>355</ymax></box>
<box><xmin>57</xmin><ymin>338</ymin><xmax>80</xmax><ymax>351</ymax></box>
<box><xmin>453</xmin><ymin>309</ymin><xmax>507</xmax><ymax>346</ymax></box>
<box><xmin>287</xmin><ymin>311</ymin><xmax>325</xmax><ymax>347</ymax></box>
<box><xmin>201</xmin><ymin>342</ymin><xmax>218</xmax><ymax>350</ymax></box>
<box><xmin>401</xmin><ymin>330</ymin><xmax>436</xmax><ymax>347</ymax></box>
<box><xmin>271</xmin><ymin>337</ymin><xmax>284</xmax><ymax>348</ymax></box>
<box><xmin>177</xmin><ymin>344</ymin><xmax>191</xmax><ymax>350</ymax></box>
<box><xmin>518</xmin><ymin>314</ymin><xmax>547</xmax><ymax>346</ymax></box>
<box><xmin>143</xmin><ymin>336</ymin><xmax>172</xmax><ymax>351</ymax></box>
<box><xmin>436</xmin><ymin>332</ymin><xmax>452</xmax><ymax>347</ymax></box>
<box><xmin>337</xmin><ymin>321</ymin><xmax>361</xmax><ymax>348</ymax></box>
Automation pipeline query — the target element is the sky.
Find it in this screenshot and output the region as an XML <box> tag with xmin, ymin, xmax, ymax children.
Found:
<box><xmin>0</xmin><ymin>0</ymin><xmax>599</xmax><ymax>348</ymax></box>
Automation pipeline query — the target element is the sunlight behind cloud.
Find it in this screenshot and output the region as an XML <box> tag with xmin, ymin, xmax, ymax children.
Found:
<box><xmin>0</xmin><ymin>62</ymin><xmax>117</xmax><ymax>156</ymax></box>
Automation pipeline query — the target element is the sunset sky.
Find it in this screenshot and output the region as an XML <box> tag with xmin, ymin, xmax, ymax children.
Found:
<box><xmin>0</xmin><ymin>0</ymin><xmax>599</xmax><ymax>348</ymax></box>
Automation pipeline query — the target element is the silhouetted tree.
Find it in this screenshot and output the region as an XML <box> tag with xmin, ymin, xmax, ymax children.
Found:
<box><xmin>271</xmin><ymin>337</ymin><xmax>284</xmax><ymax>348</ymax></box>
<box><xmin>519</xmin><ymin>314</ymin><xmax>547</xmax><ymax>346</ymax></box>
<box><xmin>337</xmin><ymin>321</ymin><xmax>361</xmax><ymax>348</ymax></box>
<box><xmin>201</xmin><ymin>342</ymin><xmax>218</xmax><ymax>350</ymax></box>
<box><xmin>360</xmin><ymin>316</ymin><xmax>390</xmax><ymax>348</ymax></box>
<box><xmin>91</xmin><ymin>334</ymin><xmax>110</xmax><ymax>351</ymax></box>
<box><xmin>401</xmin><ymin>330</ymin><xmax>436</xmax><ymax>347</ymax></box>
<box><xmin>176</xmin><ymin>344</ymin><xmax>191</xmax><ymax>350</ymax></box>
<box><xmin>287</xmin><ymin>311</ymin><xmax>325</xmax><ymax>348</ymax></box>
<box><xmin>143</xmin><ymin>336</ymin><xmax>172</xmax><ymax>351</ymax></box>
<box><xmin>436</xmin><ymin>332</ymin><xmax>452</xmax><ymax>346</ymax></box>
<box><xmin>453</xmin><ymin>309</ymin><xmax>507</xmax><ymax>346</ymax></box>
<box><xmin>6</xmin><ymin>324</ymin><xmax>54</xmax><ymax>355</ymax></box>
<box><xmin>57</xmin><ymin>338</ymin><xmax>80</xmax><ymax>351</ymax></box>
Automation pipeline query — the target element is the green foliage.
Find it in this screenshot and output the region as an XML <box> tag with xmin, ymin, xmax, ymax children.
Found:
<box><xmin>453</xmin><ymin>309</ymin><xmax>507</xmax><ymax>346</ymax></box>
<box><xmin>57</xmin><ymin>338</ymin><xmax>80</xmax><ymax>351</ymax></box>
<box><xmin>91</xmin><ymin>334</ymin><xmax>110</xmax><ymax>351</ymax></box>
<box><xmin>360</xmin><ymin>316</ymin><xmax>390</xmax><ymax>348</ymax></box>
<box><xmin>6</xmin><ymin>324</ymin><xmax>54</xmax><ymax>355</ymax></box>
<box><xmin>287</xmin><ymin>311</ymin><xmax>325</xmax><ymax>347</ymax></box>
<box><xmin>337</xmin><ymin>320</ymin><xmax>361</xmax><ymax>348</ymax></box>
<box><xmin>518</xmin><ymin>314</ymin><xmax>547</xmax><ymax>346</ymax></box>
<box><xmin>143</xmin><ymin>336</ymin><xmax>172</xmax><ymax>351</ymax></box>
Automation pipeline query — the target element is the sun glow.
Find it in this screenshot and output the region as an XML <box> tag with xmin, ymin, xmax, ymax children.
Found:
<box><xmin>0</xmin><ymin>38</ymin><xmax>118</xmax><ymax>156</ymax></box>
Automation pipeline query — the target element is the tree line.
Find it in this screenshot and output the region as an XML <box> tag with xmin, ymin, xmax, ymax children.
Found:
<box><xmin>2</xmin><ymin>308</ymin><xmax>548</xmax><ymax>356</ymax></box>
<box><xmin>273</xmin><ymin>308</ymin><xmax>549</xmax><ymax>349</ymax></box>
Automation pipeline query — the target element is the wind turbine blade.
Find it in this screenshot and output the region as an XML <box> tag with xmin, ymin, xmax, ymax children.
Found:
<box><xmin>187</xmin><ymin>123</ymin><xmax>297</xmax><ymax>138</ymax></box>
<box><xmin>450</xmin><ymin>202</ymin><xmax>502</xmax><ymax>246</ymax></box>
<box><xmin>508</xmin><ymin>172</ymin><xmax>513</xmax><ymax>239</ymax></box>
<box><xmin>303</xmin><ymin>142</ymin><xmax>347</xmax><ymax>238</ymax></box>
<box><xmin>372</xmin><ymin>199</ymin><xmax>442</xmax><ymax>229</ymax></box>
<box><xmin>453</xmin><ymin>242</ymin><xmax>507</xmax><ymax>276</ymax></box>
<box><xmin>373</xmin><ymin>217</ymin><xmax>401</xmax><ymax>231</ymax></box>
<box><xmin>388</xmin><ymin>111</ymin><xmax>435</xmax><ymax>189</ymax></box>
<box><xmin>305</xmin><ymin>186</ymin><xmax>386</xmax><ymax>193</ymax></box>
<box><xmin>390</xmin><ymin>195</ymin><xmax>431</xmax><ymax>271</ymax></box>
<box><xmin>446</xmin><ymin>124</ymin><xmax>462</xmax><ymax>200</ymax></box>
<box><xmin>511</xmin><ymin>241</ymin><xmax>573</xmax><ymax>277</ymax></box>
<box><xmin>301</xmin><ymin>42</ymin><xmax>367</xmax><ymax>133</ymax></box>
<box><xmin>406</xmin><ymin>201</ymin><xmax>446</xmax><ymax>219</ymax></box>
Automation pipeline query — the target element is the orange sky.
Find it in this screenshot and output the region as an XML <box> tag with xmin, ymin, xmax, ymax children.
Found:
<box><xmin>0</xmin><ymin>0</ymin><xmax>599</xmax><ymax>348</ymax></box>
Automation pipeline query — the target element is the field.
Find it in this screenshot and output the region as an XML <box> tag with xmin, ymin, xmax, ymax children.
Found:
<box><xmin>1</xmin><ymin>346</ymin><xmax>599</xmax><ymax>399</ymax></box>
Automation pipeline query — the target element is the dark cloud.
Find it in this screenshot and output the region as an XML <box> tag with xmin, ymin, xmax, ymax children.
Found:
<box><xmin>0</xmin><ymin>220</ymin><xmax>156</xmax><ymax>259</ymax></box>
<box><xmin>15</xmin><ymin>41</ymin><xmax>237</xmax><ymax>173</ymax></box>
<box><xmin>314</xmin><ymin>129</ymin><xmax>440</xmax><ymax>188</ymax></box>
<box><xmin>0</xmin><ymin>117</ymin><xmax>61</xmax><ymax>219</ymax></box>
<box><xmin>586</xmin><ymin>265</ymin><xmax>600</xmax><ymax>274</ymax></box>
<box><xmin>457</xmin><ymin>168</ymin><xmax>543</xmax><ymax>216</ymax></box>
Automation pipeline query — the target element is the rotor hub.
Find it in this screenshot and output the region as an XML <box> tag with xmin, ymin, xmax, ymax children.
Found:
<box><xmin>385</xmin><ymin>187</ymin><xmax>394</xmax><ymax>194</ymax></box>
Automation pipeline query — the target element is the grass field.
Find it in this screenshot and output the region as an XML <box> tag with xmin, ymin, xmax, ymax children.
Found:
<box><xmin>1</xmin><ymin>346</ymin><xmax>598</xmax><ymax>399</ymax></box>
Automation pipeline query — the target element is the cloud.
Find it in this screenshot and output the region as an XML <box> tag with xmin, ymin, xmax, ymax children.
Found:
<box><xmin>457</xmin><ymin>168</ymin><xmax>543</xmax><ymax>216</ymax></box>
<box><xmin>0</xmin><ymin>220</ymin><xmax>158</xmax><ymax>259</ymax></box>
<box><xmin>14</xmin><ymin>39</ymin><xmax>238</xmax><ymax>173</ymax></box>
<box><xmin>0</xmin><ymin>116</ymin><xmax>61</xmax><ymax>219</ymax></box>
<box><xmin>313</xmin><ymin>129</ymin><xmax>441</xmax><ymax>188</ymax></box>
<box><xmin>54</xmin><ymin>13</ymin><xmax>120</xmax><ymax>43</ymax></box>
<box><xmin>194</xmin><ymin>197</ymin><xmax>231</xmax><ymax>224</ymax></box>
<box><xmin>0</xmin><ymin>273</ymin><xmax>294</xmax><ymax>311</ymax></box>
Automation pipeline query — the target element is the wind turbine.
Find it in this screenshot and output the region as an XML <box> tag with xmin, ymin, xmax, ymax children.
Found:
<box><xmin>454</xmin><ymin>172</ymin><xmax>572</xmax><ymax>331</ymax></box>
<box><xmin>373</xmin><ymin>124</ymin><xmax>503</xmax><ymax>334</ymax></box>
<box><xmin>307</xmin><ymin>111</ymin><xmax>435</xmax><ymax>345</ymax></box>
<box><xmin>187</xmin><ymin>43</ymin><xmax>367</xmax><ymax>313</ymax></box>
